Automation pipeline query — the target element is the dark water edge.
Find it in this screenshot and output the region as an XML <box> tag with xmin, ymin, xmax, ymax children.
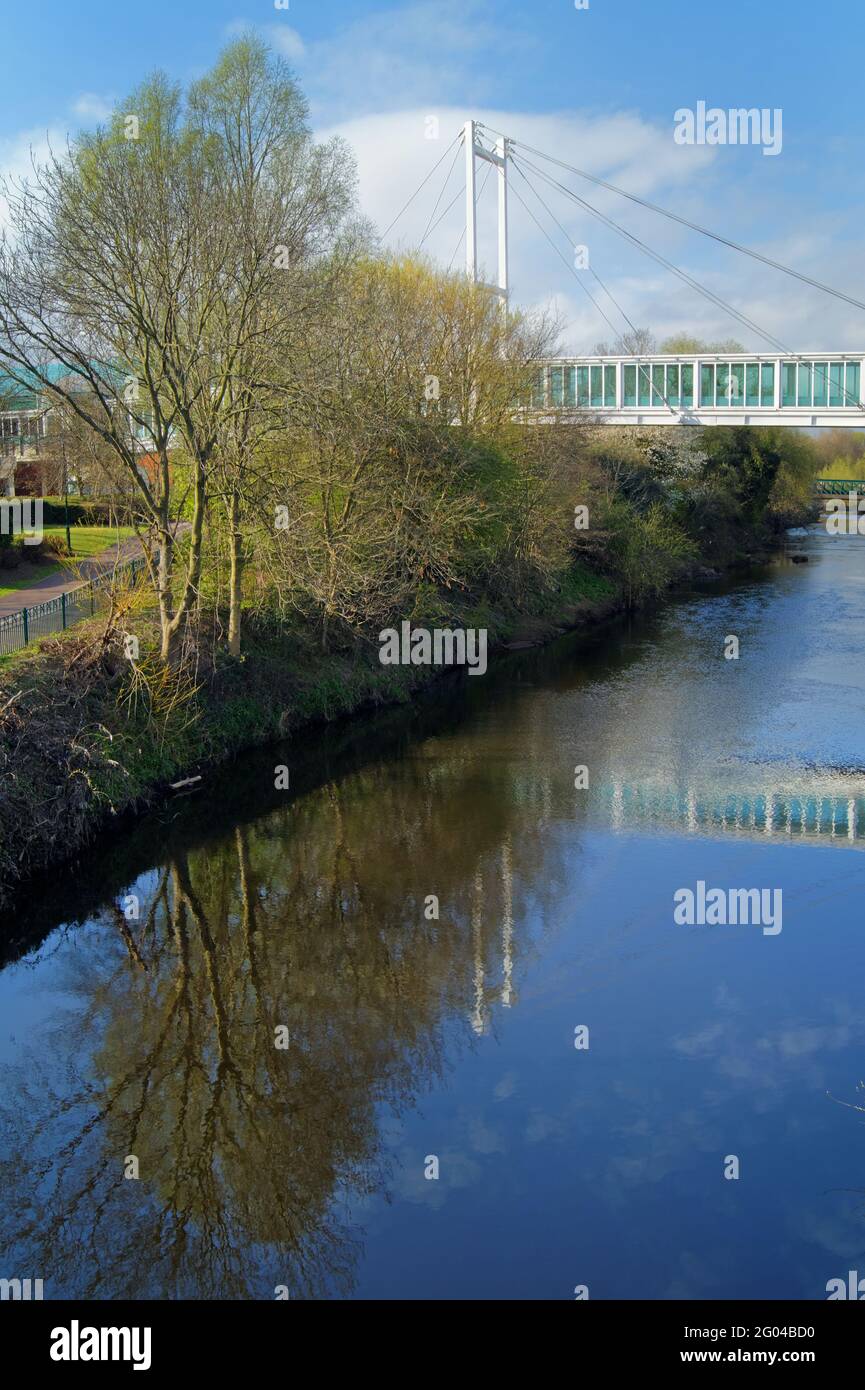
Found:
<box><xmin>2</xmin><ymin>525</ymin><xmax>864</xmax><ymax>1301</ymax></box>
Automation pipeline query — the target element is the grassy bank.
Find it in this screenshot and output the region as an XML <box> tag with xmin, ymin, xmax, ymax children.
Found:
<box><xmin>0</xmin><ymin>560</ymin><xmax>619</xmax><ymax>915</ymax></box>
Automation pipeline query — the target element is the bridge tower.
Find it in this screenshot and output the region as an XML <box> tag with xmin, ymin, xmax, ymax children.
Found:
<box><xmin>464</xmin><ymin>120</ymin><xmax>509</xmax><ymax>307</ymax></box>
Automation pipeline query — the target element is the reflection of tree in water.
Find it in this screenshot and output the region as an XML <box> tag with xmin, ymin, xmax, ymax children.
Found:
<box><xmin>0</xmin><ymin>752</ymin><xmax>566</xmax><ymax>1298</ymax></box>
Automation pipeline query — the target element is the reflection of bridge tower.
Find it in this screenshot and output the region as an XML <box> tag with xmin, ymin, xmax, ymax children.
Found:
<box><xmin>470</xmin><ymin>869</ymin><xmax>487</xmax><ymax>1036</ymax></box>
<box><xmin>501</xmin><ymin>839</ymin><xmax>514</xmax><ymax>1008</ymax></box>
<box><xmin>469</xmin><ymin>844</ymin><xmax>517</xmax><ymax>1033</ymax></box>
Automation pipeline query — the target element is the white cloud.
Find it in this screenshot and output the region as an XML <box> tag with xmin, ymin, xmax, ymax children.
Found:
<box><xmin>264</xmin><ymin>24</ymin><xmax>306</xmax><ymax>63</ymax></box>
<box><xmin>232</xmin><ymin>0</ymin><xmax>533</xmax><ymax>122</ymax></box>
<box><xmin>71</xmin><ymin>94</ymin><xmax>113</xmax><ymax>123</ymax></box>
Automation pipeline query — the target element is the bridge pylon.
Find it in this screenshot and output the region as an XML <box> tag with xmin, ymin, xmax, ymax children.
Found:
<box><xmin>464</xmin><ymin>120</ymin><xmax>509</xmax><ymax>307</ymax></box>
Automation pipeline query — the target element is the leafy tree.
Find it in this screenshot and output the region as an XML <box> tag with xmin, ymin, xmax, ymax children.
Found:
<box><xmin>699</xmin><ymin>426</ymin><xmax>816</xmax><ymax>524</ymax></box>
<box><xmin>260</xmin><ymin>254</ymin><xmax>559</xmax><ymax>648</ymax></box>
<box><xmin>813</xmin><ymin>428</ymin><xmax>865</xmax><ymax>478</ymax></box>
<box><xmin>659</xmin><ymin>334</ymin><xmax>745</xmax><ymax>354</ymax></box>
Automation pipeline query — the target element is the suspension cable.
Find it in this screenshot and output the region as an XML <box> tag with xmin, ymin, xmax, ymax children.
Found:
<box><xmin>480</xmin><ymin>128</ymin><xmax>865</xmax><ymax>316</ymax></box>
<box><xmin>380</xmin><ymin>131</ymin><xmax>463</xmax><ymax>242</ymax></box>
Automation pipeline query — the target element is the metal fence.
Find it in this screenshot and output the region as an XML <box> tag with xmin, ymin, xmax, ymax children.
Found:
<box><xmin>814</xmin><ymin>478</ymin><xmax>865</xmax><ymax>496</ymax></box>
<box><xmin>0</xmin><ymin>556</ymin><xmax>145</xmax><ymax>658</ymax></box>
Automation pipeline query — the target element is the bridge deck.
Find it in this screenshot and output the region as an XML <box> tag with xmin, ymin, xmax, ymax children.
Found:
<box><xmin>532</xmin><ymin>354</ymin><xmax>865</xmax><ymax>427</ymax></box>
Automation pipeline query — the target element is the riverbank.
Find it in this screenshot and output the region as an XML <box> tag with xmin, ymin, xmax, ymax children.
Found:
<box><xmin>0</xmin><ymin>509</ymin><xmax>810</xmax><ymax>919</ymax></box>
<box><xmin>0</xmin><ymin>562</ymin><xmax>619</xmax><ymax>916</ymax></box>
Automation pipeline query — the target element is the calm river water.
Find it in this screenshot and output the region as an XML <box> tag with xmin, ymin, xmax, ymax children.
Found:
<box><xmin>1</xmin><ymin>523</ymin><xmax>864</xmax><ymax>1300</ymax></box>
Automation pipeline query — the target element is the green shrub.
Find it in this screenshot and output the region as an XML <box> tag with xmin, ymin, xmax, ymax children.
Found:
<box><xmin>594</xmin><ymin>498</ymin><xmax>697</xmax><ymax>605</ymax></box>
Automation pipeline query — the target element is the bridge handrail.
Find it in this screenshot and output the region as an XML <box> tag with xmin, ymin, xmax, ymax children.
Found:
<box><xmin>813</xmin><ymin>479</ymin><xmax>865</xmax><ymax>494</ymax></box>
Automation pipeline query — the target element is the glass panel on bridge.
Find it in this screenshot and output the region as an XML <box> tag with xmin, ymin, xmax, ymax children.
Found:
<box><xmin>830</xmin><ymin>362</ymin><xmax>843</xmax><ymax>406</ymax></box>
<box><xmin>700</xmin><ymin>363</ymin><xmax>714</xmax><ymax>406</ymax></box>
<box><xmin>716</xmin><ymin>363</ymin><xmax>730</xmax><ymax>406</ymax></box>
<box><xmin>665</xmin><ymin>365</ymin><xmax>679</xmax><ymax>406</ymax></box>
<box><xmin>651</xmin><ymin>364</ymin><xmax>664</xmax><ymax>405</ymax></box>
<box><xmin>532</xmin><ymin>358</ymin><xmax>860</xmax><ymax>413</ymax></box>
<box><xmin>623</xmin><ymin>364</ymin><xmax>636</xmax><ymax>406</ymax></box>
<box><xmin>846</xmin><ymin>361</ymin><xmax>860</xmax><ymax>406</ymax></box>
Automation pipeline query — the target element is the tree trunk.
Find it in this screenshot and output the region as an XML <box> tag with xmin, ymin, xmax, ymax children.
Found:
<box><xmin>160</xmin><ymin>459</ymin><xmax>207</xmax><ymax>665</ymax></box>
<box><xmin>158</xmin><ymin>524</ymin><xmax>175</xmax><ymax>663</ymax></box>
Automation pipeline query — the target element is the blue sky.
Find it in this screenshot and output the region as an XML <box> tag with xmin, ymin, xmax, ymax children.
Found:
<box><xmin>1</xmin><ymin>0</ymin><xmax>862</xmax><ymax>352</ymax></box>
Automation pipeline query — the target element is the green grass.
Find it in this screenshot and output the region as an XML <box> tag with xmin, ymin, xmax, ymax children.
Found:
<box><xmin>43</xmin><ymin>525</ymin><xmax>135</xmax><ymax>557</ymax></box>
<box><xmin>0</xmin><ymin>526</ymin><xmax>135</xmax><ymax>597</ymax></box>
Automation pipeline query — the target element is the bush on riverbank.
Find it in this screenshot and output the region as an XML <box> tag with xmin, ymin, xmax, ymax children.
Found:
<box><xmin>575</xmin><ymin>424</ymin><xmax>820</xmax><ymax>591</ymax></box>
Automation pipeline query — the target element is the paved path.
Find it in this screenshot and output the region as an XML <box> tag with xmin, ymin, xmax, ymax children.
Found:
<box><xmin>0</xmin><ymin>536</ymin><xmax>145</xmax><ymax>618</ymax></box>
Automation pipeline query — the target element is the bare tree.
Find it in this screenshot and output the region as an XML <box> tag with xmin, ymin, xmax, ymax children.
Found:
<box><xmin>0</xmin><ymin>74</ymin><xmax>226</xmax><ymax>658</ymax></box>
<box><xmin>187</xmin><ymin>37</ymin><xmax>356</xmax><ymax>655</ymax></box>
<box><xmin>0</xmin><ymin>39</ymin><xmax>353</xmax><ymax>662</ymax></box>
<box><xmin>592</xmin><ymin>327</ymin><xmax>657</xmax><ymax>356</ymax></box>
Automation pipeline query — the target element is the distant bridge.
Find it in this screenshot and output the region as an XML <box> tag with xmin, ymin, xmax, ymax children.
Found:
<box><xmin>451</xmin><ymin>124</ymin><xmax>865</xmax><ymax>431</ymax></box>
<box><xmin>527</xmin><ymin>355</ymin><xmax>865</xmax><ymax>428</ymax></box>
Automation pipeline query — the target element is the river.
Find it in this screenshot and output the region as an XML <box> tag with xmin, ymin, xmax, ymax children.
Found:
<box><xmin>1</xmin><ymin>522</ymin><xmax>863</xmax><ymax>1300</ymax></box>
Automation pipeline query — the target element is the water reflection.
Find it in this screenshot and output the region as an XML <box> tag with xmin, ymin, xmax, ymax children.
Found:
<box><xmin>0</xmin><ymin>758</ymin><xmax>563</xmax><ymax>1298</ymax></box>
<box><xmin>599</xmin><ymin>774</ymin><xmax>865</xmax><ymax>845</ymax></box>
